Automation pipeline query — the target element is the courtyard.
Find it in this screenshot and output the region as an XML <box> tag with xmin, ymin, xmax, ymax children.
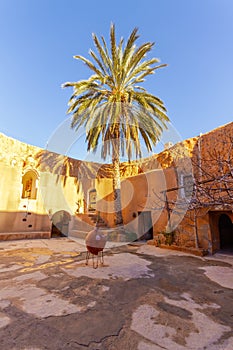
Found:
<box><xmin>0</xmin><ymin>238</ymin><xmax>232</xmax><ymax>349</ymax></box>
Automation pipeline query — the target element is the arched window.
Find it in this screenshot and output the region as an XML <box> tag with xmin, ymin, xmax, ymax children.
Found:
<box><xmin>21</xmin><ymin>170</ymin><xmax>38</xmax><ymax>199</ymax></box>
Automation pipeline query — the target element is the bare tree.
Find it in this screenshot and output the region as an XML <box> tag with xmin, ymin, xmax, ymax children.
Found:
<box><xmin>148</xmin><ymin>131</ymin><xmax>233</xmax><ymax>249</ymax></box>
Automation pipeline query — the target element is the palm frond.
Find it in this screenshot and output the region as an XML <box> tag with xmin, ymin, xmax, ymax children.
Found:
<box><xmin>92</xmin><ymin>33</ymin><xmax>112</xmax><ymax>73</ymax></box>
<box><xmin>74</xmin><ymin>55</ymin><xmax>104</xmax><ymax>79</ymax></box>
<box><xmin>126</xmin><ymin>42</ymin><xmax>154</xmax><ymax>74</ymax></box>
<box><xmin>110</xmin><ymin>23</ymin><xmax>118</xmax><ymax>82</ymax></box>
<box><xmin>89</xmin><ymin>49</ymin><xmax>107</xmax><ymax>75</ymax></box>
<box><xmin>122</xmin><ymin>27</ymin><xmax>139</xmax><ymax>66</ymax></box>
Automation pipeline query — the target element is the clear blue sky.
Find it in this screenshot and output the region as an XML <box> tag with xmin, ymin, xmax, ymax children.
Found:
<box><xmin>0</xmin><ymin>0</ymin><xmax>233</xmax><ymax>151</ymax></box>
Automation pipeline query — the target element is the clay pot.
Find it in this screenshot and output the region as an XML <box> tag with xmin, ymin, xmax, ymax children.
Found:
<box><xmin>85</xmin><ymin>228</ymin><xmax>107</xmax><ymax>255</ymax></box>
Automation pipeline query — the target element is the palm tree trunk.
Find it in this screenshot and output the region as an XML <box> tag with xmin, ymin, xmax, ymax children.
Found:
<box><xmin>112</xmin><ymin>136</ymin><xmax>123</xmax><ymax>226</ymax></box>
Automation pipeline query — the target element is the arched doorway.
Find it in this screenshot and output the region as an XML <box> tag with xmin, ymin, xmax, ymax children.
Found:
<box><xmin>51</xmin><ymin>210</ymin><xmax>71</xmax><ymax>237</ymax></box>
<box><xmin>219</xmin><ymin>214</ymin><xmax>233</xmax><ymax>250</ymax></box>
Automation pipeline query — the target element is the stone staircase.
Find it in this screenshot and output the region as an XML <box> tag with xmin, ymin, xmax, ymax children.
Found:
<box><xmin>69</xmin><ymin>212</ymin><xmax>108</xmax><ymax>240</ymax></box>
<box><xmin>87</xmin><ymin>213</ymin><xmax>108</xmax><ymax>228</ymax></box>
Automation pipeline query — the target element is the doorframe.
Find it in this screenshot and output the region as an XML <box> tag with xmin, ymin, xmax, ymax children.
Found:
<box><xmin>209</xmin><ymin>210</ymin><xmax>233</xmax><ymax>253</ymax></box>
<box><xmin>137</xmin><ymin>211</ymin><xmax>153</xmax><ymax>241</ymax></box>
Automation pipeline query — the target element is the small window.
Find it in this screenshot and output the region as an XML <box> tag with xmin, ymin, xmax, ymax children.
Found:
<box><xmin>88</xmin><ymin>189</ymin><xmax>97</xmax><ymax>212</ymax></box>
<box><xmin>183</xmin><ymin>175</ymin><xmax>194</xmax><ymax>197</ymax></box>
<box><xmin>22</xmin><ymin>170</ymin><xmax>38</xmax><ymax>199</ymax></box>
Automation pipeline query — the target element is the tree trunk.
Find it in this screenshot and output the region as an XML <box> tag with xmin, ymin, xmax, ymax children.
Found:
<box><xmin>112</xmin><ymin>135</ymin><xmax>123</xmax><ymax>226</ymax></box>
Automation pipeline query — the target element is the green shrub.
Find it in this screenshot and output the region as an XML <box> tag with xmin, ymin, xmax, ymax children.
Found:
<box><xmin>163</xmin><ymin>231</ymin><xmax>175</xmax><ymax>246</ymax></box>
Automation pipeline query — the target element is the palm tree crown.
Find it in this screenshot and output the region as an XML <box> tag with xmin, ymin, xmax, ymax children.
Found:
<box><xmin>63</xmin><ymin>24</ymin><xmax>169</xmax><ymax>162</ymax></box>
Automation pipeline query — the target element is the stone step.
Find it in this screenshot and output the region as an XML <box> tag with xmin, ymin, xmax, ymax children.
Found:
<box><xmin>0</xmin><ymin>231</ymin><xmax>50</xmax><ymax>241</ymax></box>
<box><xmin>75</xmin><ymin>213</ymin><xmax>108</xmax><ymax>228</ymax></box>
<box><xmin>87</xmin><ymin>214</ymin><xmax>108</xmax><ymax>227</ymax></box>
<box><xmin>69</xmin><ymin>230</ymin><xmax>88</xmax><ymax>240</ymax></box>
<box><xmin>72</xmin><ymin>217</ymin><xmax>94</xmax><ymax>232</ymax></box>
<box><xmin>75</xmin><ymin>213</ymin><xmax>96</xmax><ymax>226</ymax></box>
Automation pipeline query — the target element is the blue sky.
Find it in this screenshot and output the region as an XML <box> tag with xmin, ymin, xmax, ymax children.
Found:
<box><xmin>0</xmin><ymin>0</ymin><xmax>233</xmax><ymax>155</ymax></box>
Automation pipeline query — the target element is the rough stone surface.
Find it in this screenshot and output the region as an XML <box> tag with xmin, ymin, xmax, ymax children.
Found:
<box><xmin>0</xmin><ymin>238</ymin><xmax>232</xmax><ymax>350</ymax></box>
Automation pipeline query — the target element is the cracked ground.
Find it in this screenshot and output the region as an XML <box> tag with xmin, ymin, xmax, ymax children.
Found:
<box><xmin>0</xmin><ymin>238</ymin><xmax>232</xmax><ymax>350</ymax></box>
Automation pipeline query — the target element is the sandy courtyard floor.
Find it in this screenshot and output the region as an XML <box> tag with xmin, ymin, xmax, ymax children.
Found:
<box><xmin>0</xmin><ymin>238</ymin><xmax>232</xmax><ymax>350</ymax></box>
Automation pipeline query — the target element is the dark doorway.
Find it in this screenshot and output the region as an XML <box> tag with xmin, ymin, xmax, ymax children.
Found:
<box><xmin>51</xmin><ymin>210</ymin><xmax>71</xmax><ymax>238</ymax></box>
<box><xmin>138</xmin><ymin>211</ymin><xmax>153</xmax><ymax>241</ymax></box>
<box><xmin>219</xmin><ymin>214</ymin><xmax>233</xmax><ymax>250</ymax></box>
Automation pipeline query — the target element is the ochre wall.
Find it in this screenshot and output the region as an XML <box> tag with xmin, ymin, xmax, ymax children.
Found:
<box><xmin>0</xmin><ymin>122</ymin><xmax>232</xmax><ymax>253</ymax></box>
<box><xmin>0</xmin><ymin>133</ymin><xmax>81</xmax><ymax>236</ymax></box>
<box><xmin>171</xmin><ymin>122</ymin><xmax>233</xmax><ymax>252</ymax></box>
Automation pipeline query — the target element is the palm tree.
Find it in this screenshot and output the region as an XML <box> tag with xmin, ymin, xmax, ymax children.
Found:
<box><xmin>63</xmin><ymin>24</ymin><xmax>169</xmax><ymax>225</ymax></box>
